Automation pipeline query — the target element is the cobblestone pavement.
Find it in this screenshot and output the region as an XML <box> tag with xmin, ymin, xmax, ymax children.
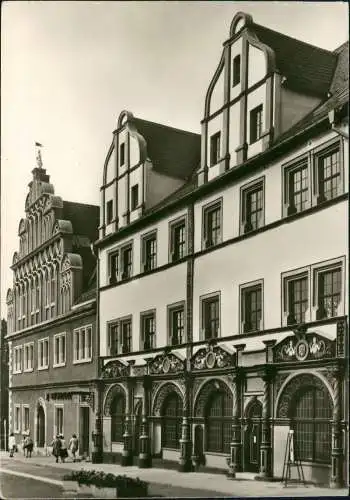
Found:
<box><xmin>0</xmin><ymin>452</ymin><xmax>348</xmax><ymax>498</ymax></box>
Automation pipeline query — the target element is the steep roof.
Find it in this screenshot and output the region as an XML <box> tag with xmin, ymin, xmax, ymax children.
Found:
<box><xmin>275</xmin><ymin>41</ymin><xmax>349</xmax><ymax>144</ymax></box>
<box><xmin>63</xmin><ymin>201</ymin><xmax>99</xmax><ymax>242</ymax></box>
<box><xmin>133</xmin><ymin>118</ymin><xmax>201</xmax><ymax>180</ymax></box>
<box><xmin>252</xmin><ymin>23</ymin><xmax>338</xmax><ymax>97</ymax></box>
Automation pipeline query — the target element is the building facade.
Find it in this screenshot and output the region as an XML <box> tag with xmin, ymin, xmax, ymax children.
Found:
<box><xmin>0</xmin><ymin>319</ymin><xmax>9</xmax><ymax>450</ymax></box>
<box><xmin>101</xmin><ymin>12</ymin><xmax>346</xmax><ymax>487</ymax></box>
<box><xmin>6</xmin><ymin>158</ymin><xmax>99</xmax><ymax>457</ymax></box>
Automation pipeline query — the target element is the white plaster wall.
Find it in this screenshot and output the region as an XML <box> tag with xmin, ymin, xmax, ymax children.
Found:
<box><xmin>280</xmin><ymin>89</ymin><xmax>321</xmax><ymax>135</ymax></box>
<box><xmin>207</xmin><ymin>114</ymin><xmax>224</xmax><ymax>181</ymax></box>
<box><xmin>117</xmin><ymin>176</ymin><xmax>127</xmax><ymax>228</ymax></box>
<box><xmin>105</xmin><ymin>146</ymin><xmax>116</xmax><ymax>184</ymax></box>
<box><xmin>248</xmin><ymin>44</ymin><xmax>266</xmax><ymax>88</ymax></box>
<box><xmin>209</xmin><ymin>64</ymin><xmax>225</xmax><ymax>116</ymax></box>
<box><xmin>99</xmin><ymin>263</ymin><xmax>187</xmax><ymax>355</ymax></box>
<box><xmin>229</xmin><ymin>37</ymin><xmax>243</xmax><ymax>102</ymax></box>
<box><xmin>104</xmin><ymin>184</ymin><xmax>116</xmax><ymax>235</ymax></box>
<box><xmin>247</xmin><ymin>83</ymin><xmax>266</xmax><ymax>159</ymax></box>
<box><xmin>129</xmin><ymin>134</ymin><xmax>139</xmax><ymax>167</ymax></box>
<box><xmin>229</xmin><ymin>102</ymin><xmax>241</xmax><ymax>168</ymax></box>
<box><xmin>118</xmin><ymin>128</ymin><xmax>128</xmax><ymax>173</ymax></box>
<box><xmin>192</xmin><ymin>201</ymin><xmax>347</xmax><ymax>340</ymax></box>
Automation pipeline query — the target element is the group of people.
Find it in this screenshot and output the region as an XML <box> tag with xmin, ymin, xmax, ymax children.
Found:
<box><xmin>8</xmin><ymin>432</ymin><xmax>33</xmax><ymax>458</ymax></box>
<box><xmin>51</xmin><ymin>433</ymin><xmax>79</xmax><ymax>463</ymax></box>
<box><xmin>8</xmin><ymin>432</ymin><xmax>79</xmax><ymax>463</ymax></box>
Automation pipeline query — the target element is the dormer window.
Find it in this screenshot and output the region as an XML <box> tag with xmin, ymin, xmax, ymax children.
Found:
<box><xmin>119</xmin><ymin>143</ymin><xmax>125</xmax><ymax>166</ymax></box>
<box><xmin>232</xmin><ymin>55</ymin><xmax>241</xmax><ymax>87</ymax></box>
<box><xmin>250</xmin><ymin>105</ymin><xmax>263</xmax><ymax>144</ymax></box>
<box><xmin>131</xmin><ymin>184</ymin><xmax>139</xmax><ymax>211</ymax></box>
<box><xmin>210</xmin><ymin>132</ymin><xmax>221</xmax><ymax>166</ymax></box>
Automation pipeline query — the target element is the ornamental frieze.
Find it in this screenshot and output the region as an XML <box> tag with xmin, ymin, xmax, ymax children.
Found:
<box><xmin>101</xmin><ymin>360</ymin><xmax>130</xmax><ymax>379</ymax></box>
<box><xmin>191</xmin><ymin>343</ymin><xmax>235</xmax><ymax>371</ymax></box>
<box><xmin>148</xmin><ymin>352</ymin><xmax>185</xmax><ymax>375</ymax></box>
<box><xmin>274</xmin><ymin>332</ymin><xmax>335</xmax><ymax>363</ymax></box>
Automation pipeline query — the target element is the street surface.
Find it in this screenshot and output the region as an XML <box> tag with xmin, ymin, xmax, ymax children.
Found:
<box><xmin>1</xmin><ymin>470</ymin><xmax>64</xmax><ymax>499</ymax></box>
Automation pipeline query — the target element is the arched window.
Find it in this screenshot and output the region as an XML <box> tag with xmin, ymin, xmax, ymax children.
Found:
<box><xmin>36</xmin><ymin>276</ymin><xmax>41</xmax><ymax>323</ymax></box>
<box><xmin>291</xmin><ymin>385</ymin><xmax>332</xmax><ymax>463</ymax></box>
<box><xmin>111</xmin><ymin>394</ymin><xmax>125</xmax><ymax>442</ymax></box>
<box><xmin>162</xmin><ymin>392</ymin><xmax>183</xmax><ymax>449</ymax></box>
<box><xmin>51</xmin><ymin>266</ymin><xmax>56</xmax><ymax>317</ymax></box>
<box><xmin>205</xmin><ymin>390</ymin><xmax>232</xmax><ymax>454</ymax></box>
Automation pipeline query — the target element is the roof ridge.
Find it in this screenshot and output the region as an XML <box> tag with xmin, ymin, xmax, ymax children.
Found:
<box><xmin>333</xmin><ymin>41</ymin><xmax>349</xmax><ymax>54</ymax></box>
<box><xmin>63</xmin><ymin>200</ymin><xmax>99</xmax><ymax>209</ymax></box>
<box><xmin>134</xmin><ymin>117</ymin><xmax>200</xmax><ymax>137</ymax></box>
<box><xmin>253</xmin><ymin>23</ymin><xmax>336</xmax><ymax>56</ymax></box>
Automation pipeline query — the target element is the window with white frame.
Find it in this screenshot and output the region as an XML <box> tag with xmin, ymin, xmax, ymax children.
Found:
<box><xmin>250</xmin><ymin>104</ymin><xmax>263</xmax><ymax>144</ymax></box>
<box><xmin>210</xmin><ymin>132</ymin><xmax>221</xmax><ymax>166</ymax></box>
<box><xmin>13</xmin><ymin>345</ymin><xmax>23</xmax><ymax>373</ymax></box>
<box><xmin>108</xmin><ymin>250</ymin><xmax>119</xmax><ymax>284</ymax></box>
<box><xmin>314</xmin><ymin>140</ymin><xmax>343</xmax><ymax>204</ymax></box>
<box><xmin>314</xmin><ymin>263</ymin><xmax>343</xmax><ymax>320</ymax></box>
<box><xmin>107</xmin><ymin>317</ymin><xmax>132</xmax><ymax>355</ymax></box>
<box><xmin>51</xmin><ymin>269</ymin><xmax>56</xmax><ymax>316</ymax></box>
<box><xmin>55</xmin><ymin>406</ymin><xmax>63</xmax><ymax>436</ymax></box>
<box><xmin>23</xmin><ymin>405</ymin><xmax>30</xmax><ymax>433</ymax></box>
<box><xmin>201</xmin><ymin>293</ymin><xmax>220</xmax><ymax>340</ymax></box>
<box><xmin>14</xmin><ymin>405</ymin><xmax>21</xmax><ymax>432</ymax></box>
<box><xmin>53</xmin><ymin>333</ymin><xmax>66</xmax><ymax>367</ymax></box>
<box><xmin>241</xmin><ymin>178</ymin><xmax>265</xmax><ymax>234</ymax></box>
<box><xmin>73</xmin><ymin>325</ymin><xmax>92</xmax><ymax>363</ymax></box>
<box><xmin>140</xmin><ymin>311</ymin><xmax>156</xmax><ymax>350</ymax></box>
<box><xmin>240</xmin><ymin>280</ymin><xmax>263</xmax><ymax>333</ymax></box>
<box><xmin>283</xmin><ymin>272</ymin><xmax>309</xmax><ymax>326</ymax></box>
<box><xmin>38</xmin><ymin>338</ymin><xmax>49</xmax><ymax>369</ymax></box>
<box><xmin>169</xmin><ymin>217</ymin><xmax>186</xmax><ymax>262</ymax></box>
<box><xmin>202</xmin><ymin>200</ymin><xmax>222</xmax><ymax>249</ymax></box>
<box><xmin>142</xmin><ymin>231</ymin><xmax>157</xmax><ymax>272</ymax></box>
<box><xmin>23</xmin><ymin>342</ymin><xmax>34</xmax><ymax>372</ymax></box>
<box><xmin>283</xmin><ymin>158</ymin><xmax>310</xmax><ymax>216</ymax></box>
<box><xmin>121</xmin><ymin>244</ymin><xmax>133</xmax><ymax>279</ymax></box>
<box><xmin>168</xmin><ymin>302</ymin><xmax>185</xmax><ymax>346</ymax></box>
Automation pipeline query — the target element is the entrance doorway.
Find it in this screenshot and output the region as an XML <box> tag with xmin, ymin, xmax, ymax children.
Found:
<box><xmin>79</xmin><ymin>407</ymin><xmax>90</xmax><ymax>457</ymax></box>
<box><xmin>244</xmin><ymin>399</ymin><xmax>262</xmax><ymax>472</ymax></box>
<box><xmin>36</xmin><ymin>406</ymin><xmax>45</xmax><ymax>447</ymax></box>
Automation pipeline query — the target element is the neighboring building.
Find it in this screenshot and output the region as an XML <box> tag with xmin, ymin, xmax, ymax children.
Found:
<box><xmin>95</xmin><ymin>12</ymin><xmax>349</xmax><ymax>486</ymax></box>
<box><xmin>0</xmin><ymin>319</ymin><xmax>9</xmax><ymax>450</ymax></box>
<box><xmin>6</xmin><ymin>157</ymin><xmax>99</xmax><ymax>457</ymax></box>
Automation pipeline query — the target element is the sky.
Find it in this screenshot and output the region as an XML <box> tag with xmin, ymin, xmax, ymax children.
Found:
<box><xmin>1</xmin><ymin>1</ymin><xmax>348</xmax><ymax>318</ymax></box>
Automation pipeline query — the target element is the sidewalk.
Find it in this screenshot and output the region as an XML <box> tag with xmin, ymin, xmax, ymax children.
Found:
<box><xmin>0</xmin><ymin>451</ymin><xmax>348</xmax><ymax>497</ymax></box>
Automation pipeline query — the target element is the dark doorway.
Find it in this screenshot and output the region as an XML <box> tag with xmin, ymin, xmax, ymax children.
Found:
<box><xmin>244</xmin><ymin>399</ymin><xmax>262</xmax><ymax>472</ymax></box>
<box><xmin>79</xmin><ymin>407</ymin><xmax>90</xmax><ymax>457</ymax></box>
<box><xmin>36</xmin><ymin>406</ymin><xmax>45</xmax><ymax>447</ymax></box>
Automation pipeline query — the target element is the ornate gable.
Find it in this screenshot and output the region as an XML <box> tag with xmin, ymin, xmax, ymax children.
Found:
<box><xmin>101</xmin><ymin>360</ymin><xmax>130</xmax><ymax>379</ymax></box>
<box><xmin>148</xmin><ymin>351</ymin><xmax>185</xmax><ymax>375</ymax></box>
<box><xmin>274</xmin><ymin>332</ymin><xmax>335</xmax><ymax>362</ymax></box>
<box><xmin>191</xmin><ymin>342</ymin><xmax>235</xmax><ymax>371</ymax></box>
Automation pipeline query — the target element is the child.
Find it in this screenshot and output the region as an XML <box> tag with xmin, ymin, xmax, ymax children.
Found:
<box><xmin>9</xmin><ymin>432</ymin><xmax>16</xmax><ymax>457</ymax></box>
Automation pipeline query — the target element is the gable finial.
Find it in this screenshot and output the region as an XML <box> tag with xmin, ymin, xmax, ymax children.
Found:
<box><xmin>35</xmin><ymin>142</ymin><xmax>43</xmax><ymax>168</ymax></box>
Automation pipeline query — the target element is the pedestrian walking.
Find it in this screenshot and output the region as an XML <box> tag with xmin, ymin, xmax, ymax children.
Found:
<box><xmin>24</xmin><ymin>434</ymin><xmax>33</xmax><ymax>458</ymax></box>
<box><xmin>59</xmin><ymin>434</ymin><xmax>68</xmax><ymax>463</ymax></box>
<box><xmin>68</xmin><ymin>433</ymin><xmax>79</xmax><ymax>462</ymax></box>
<box><xmin>9</xmin><ymin>433</ymin><xmax>16</xmax><ymax>457</ymax></box>
<box><xmin>51</xmin><ymin>435</ymin><xmax>61</xmax><ymax>463</ymax></box>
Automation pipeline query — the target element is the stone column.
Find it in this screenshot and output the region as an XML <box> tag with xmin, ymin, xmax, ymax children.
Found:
<box><xmin>138</xmin><ymin>376</ymin><xmax>152</xmax><ymax>468</ymax></box>
<box><xmin>330</xmin><ymin>362</ymin><xmax>345</xmax><ymax>488</ymax></box>
<box><xmin>121</xmin><ymin>379</ymin><xmax>134</xmax><ymax>466</ymax></box>
<box><xmin>257</xmin><ymin>364</ymin><xmax>275</xmax><ymax>479</ymax></box>
<box><xmin>92</xmin><ymin>380</ymin><xmax>104</xmax><ymax>464</ymax></box>
<box><xmin>227</xmin><ymin>367</ymin><xmax>244</xmax><ymax>478</ymax></box>
<box><xmin>178</xmin><ymin>371</ymin><xmax>193</xmax><ymax>472</ymax></box>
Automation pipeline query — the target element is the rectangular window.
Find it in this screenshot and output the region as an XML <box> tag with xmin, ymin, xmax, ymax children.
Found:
<box><xmin>13</xmin><ymin>346</ymin><xmax>22</xmax><ymax>373</ymax></box>
<box><xmin>142</xmin><ymin>232</ymin><xmax>157</xmax><ymax>272</ymax></box>
<box><xmin>121</xmin><ymin>245</ymin><xmax>132</xmax><ymax>279</ymax></box>
<box><xmin>73</xmin><ymin>325</ymin><xmax>92</xmax><ymax>363</ymax></box>
<box><xmin>202</xmin><ymin>295</ymin><xmax>220</xmax><ymax>339</ymax></box>
<box><xmin>169</xmin><ymin>305</ymin><xmax>185</xmax><ymax>345</ymax></box>
<box><xmin>131</xmin><ymin>184</ymin><xmax>139</xmax><ymax>211</ymax></box>
<box><xmin>284</xmin><ymin>160</ymin><xmax>309</xmax><ymax>216</ymax></box>
<box><xmin>53</xmin><ymin>333</ymin><xmax>66</xmax><ymax>367</ymax></box>
<box><xmin>250</xmin><ymin>104</ymin><xmax>263</xmax><ymax>144</ymax></box>
<box><xmin>107</xmin><ymin>317</ymin><xmax>132</xmax><ymax>355</ymax></box>
<box><xmin>232</xmin><ymin>55</ymin><xmax>241</xmax><ymax>86</ymax></box>
<box><xmin>14</xmin><ymin>406</ymin><xmax>21</xmax><ymax>432</ymax></box>
<box><xmin>120</xmin><ymin>142</ymin><xmax>125</xmax><ymax>166</ymax></box>
<box><xmin>203</xmin><ymin>201</ymin><xmax>222</xmax><ymax>249</ymax></box>
<box><xmin>23</xmin><ymin>342</ymin><xmax>34</xmax><ymax>372</ymax></box>
<box><xmin>316</xmin><ymin>146</ymin><xmax>341</xmax><ymax>203</ymax></box>
<box><xmin>241</xmin><ymin>180</ymin><xmax>264</xmax><ymax>233</ymax></box>
<box><xmin>141</xmin><ymin>312</ymin><xmax>156</xmax><ymax>350</ymax></box>
<box><xmin>38</xmin><ymin>338</ymin><xmax>49</xmax><ymax>369</ymax></box>
<box><xmin>55</xmin><ymin>406</ymin><xmax>63</xmax><ymax>436</ymax></box>
<box><xmin>106</xmin><ymin>200</ymin><xmax>113</xmax><ymax>224</ymax></box>
<box><xmin>170</xmin><ymin>218</ymin><xmax>186</xmax><ymax>262</ymax></box>
<box><xmin>23</xmin><ymin>406</ymin><xmax>30</xmax><ymax>433</ymax></box>
<box><xmin>210</xmin><ymin>132</ymin><xmax>221</xmax><ymax>166</ymax></box>
<box><xmin>287</xmin><ymin>275</ymin><xmax>308</xmax><ymax>325</ymax></box>
<box><xmin>241</xmin><ymin>283</ymin><xmax>263</xmax><ymax>333</ymax></box>
<box><xmin>316</xmin><ymin>267</ymin><xmax>341</xmax><ymax>319</ymax></box>
<box><xmin>108</xmin><ymin>251</ymin><xmax>119</xmax><ymax>284</ymax></box>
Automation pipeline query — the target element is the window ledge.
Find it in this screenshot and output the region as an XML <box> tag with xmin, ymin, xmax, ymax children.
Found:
<box><xmin>38</xmin><ymin>366</ymin><xmax>49</xmax><ymax>371</ymax></box>
<box><xmin>13</xmin><ymin>370</ymin><xmax>22</xmax><ymax>375</ymax></box>
<box><xmin>23</xmin><ymin>368</ymin><xmax>33</xmax><ymax>373</ymax></box>
<box><xmin>53</xmin><ymin>362</ymin><xmax>66</xmax><ymax>368</ymax></box>
<box><xmin>73</xmin><ymin>358</ymin><xmax>92</xmax><ymax>365</ymax></box>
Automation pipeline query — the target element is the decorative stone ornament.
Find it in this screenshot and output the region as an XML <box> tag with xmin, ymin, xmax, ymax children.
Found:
<box><xmin>274</xmin><ymin>333</ymin><xmax>335</xmax><ymax>362</ymax></box>
<box><xmin>148</xmin><ymin>352</ymin><xmax>185</xmax><ymax>375</ymax></box>
<box><xmin>191</xmin><ymin>342</ymin><xmax>235</xmax><ymax>371</ymax></box>
<box><xmin>295</xmin><ymin>339</ymin><xmax>309</xmax><ymax>361</ymax></box>
<box><xmin>101</xmin><ymin>360</ymin><xmax>130</xmax><ymax>379</ymax></box>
